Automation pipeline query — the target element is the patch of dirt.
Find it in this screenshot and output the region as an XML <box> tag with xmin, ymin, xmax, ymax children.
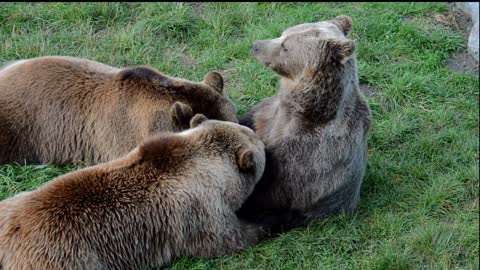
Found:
<box><xmin>404</xmin><ymin>8</ymin><xmax>472</xmax><ymax>35</ymax></box>
<box><xmin>165</xmin><ymin>46</ymin><xmax>196</xmax><ymax>68</ymax></box>
<box><xmin>440</xmin><ymin>4</ymin><xmax>479</xmax><ymax>75</ymax></box>
<box><xmin>158</xmin><ymin>47</ymin><xmax>197</xmax><ymax>70</ymax></box>
<box><xmin>402</xmin><ymin>15</ymin><xmax>414</xmax><ymax>23</ymax></box>
<box><xmin>404</xmin><ymin>4</ymin><xmax>478</xmax><ymax>75</ymax></box>
<box><xmin>178</xmin><ymin>53</ymin><xmax>196</xmax><ymax>68</ymax></box>
<box><xmin>187</xmin><ymin>2</ymin><xmax>207</xmax><ymax>17</ymax></box>
<box><xmin>359</xmin><ymin>83</ymin><xmax>392</xmax><ymax>111</ymax></box>
<box><xmin>432</xmin><ymin>8</ymin><xmax>473</xmax><ymax>38</ymax></box>
<box><xmin>217</xmin><ymin>61</ymin><xmax>244</xmax><ymax>95</ymax></box>
<box><xmin>359</xmin><ymin>84</ymin><xmax>379</xmax><ymax>99</ymax></box>
<box><xmin>445</xmin><ymin>51</ymin><xmax>479</xmax><ymax>75</ymax></box>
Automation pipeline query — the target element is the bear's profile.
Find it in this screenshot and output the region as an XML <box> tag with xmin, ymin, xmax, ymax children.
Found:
<box><xmin>0</xmin><ymin>56</ymin><xmax>237</xmax><ymax>165</ymax></box>
<box><xmin>238</xmin><ymin>15</ymin><xmax>372</xmax><ymax>231</ymax></box>
<box><xmin>0</xmin><ymin>114</ymin><xmax>266</xmax><ymax>270</ymax></box>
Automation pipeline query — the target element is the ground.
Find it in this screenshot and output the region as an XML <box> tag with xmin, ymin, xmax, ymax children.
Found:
<box><xmin>0</xmin><ymin>3</ymin><xmax>478</xmax><ymax>269</ymax></box>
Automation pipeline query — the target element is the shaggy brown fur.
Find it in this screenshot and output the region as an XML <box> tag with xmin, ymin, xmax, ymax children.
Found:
<box><xmin>237</xmin><ymin>15</ymin><xmax>372</xmax><ymax>232</ymax></box>
<box><xmin>0</xmin><ymin>115</ymin><xmax>266</xmax><ymax>270</ymax></box>
<box><xmin>0</xmin><ymin>56</ymin><xmax>238</xmax><ymax>165</ymax></box>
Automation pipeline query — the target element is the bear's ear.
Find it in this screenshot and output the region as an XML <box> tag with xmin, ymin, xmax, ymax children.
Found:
<box><xmin>190</xmin><ymin>114</ymin><xmax>208</xmax><ymax>128</ymax></box>
<box><xmin>330</xmin><ymin>15</ymin><xmax>352</xmax><ymax>36</ymax></box>
<box><xmin>237</xmin><ymin>146</ymin><xmax>255</xmax><ymax>171</ymax></box>
<box><xmin>170</xmin><ymin>102</ymin><xmax>193</xmax><ymax>129</ymax></box>
<box><xmin>203</xmin><ymin>71</ymin><xmax>224</xmax><ymax>95</ymax></box>
<box><xmin>328</xmin><ymin>39</ymin><xmax>355</xmax><ymax>64</ymax></box>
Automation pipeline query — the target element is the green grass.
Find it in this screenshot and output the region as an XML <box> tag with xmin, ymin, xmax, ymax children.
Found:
<box><xmin>1</xmin><ymin>2</ymin><xmax>478</xmax><ymax>269</ymax></box>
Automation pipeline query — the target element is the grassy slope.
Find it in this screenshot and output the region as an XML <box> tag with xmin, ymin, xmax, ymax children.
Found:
<box><xmin>0</xmin><ymin>3</ymin><xmax>478</xmax><ymax>269</ymax></box>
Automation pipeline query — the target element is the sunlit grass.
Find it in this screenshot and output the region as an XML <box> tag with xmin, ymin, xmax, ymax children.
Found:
<box><xmin>0</xmin><ymin>2</ymin><xmax>478</xmax><ymax>269</ymax></box>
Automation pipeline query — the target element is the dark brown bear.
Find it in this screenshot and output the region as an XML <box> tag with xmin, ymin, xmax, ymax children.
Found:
<box><xmin>0</xmin><ymin>115</ymin><xmax>266</xmax><ymax>270</ymax></box>
<box><xmin>0</xmin><ymin>56</ymin><xmax>237</xmax><ymax>165</ymax></box>
<box><xmin>238</xmin><ymin>15</ymin><xmax>372</xmax><ymax>232</ymax></box>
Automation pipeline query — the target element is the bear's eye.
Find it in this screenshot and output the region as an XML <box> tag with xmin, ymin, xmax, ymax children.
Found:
<box><xmin>281</xmin><ymin>43</ymin><xmax>288</xmax><ymax>52</ymax></box>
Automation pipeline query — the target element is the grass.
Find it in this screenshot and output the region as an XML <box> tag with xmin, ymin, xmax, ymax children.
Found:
<box><xmin>0</xmin><ymin>2</ymin><xmax>478</xmax><ymax>269</ymax></box>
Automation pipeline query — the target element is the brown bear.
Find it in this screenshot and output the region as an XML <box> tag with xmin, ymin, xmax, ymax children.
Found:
<box><xmin>237</xmin><ymin>15</ymin><xmax>372</xmax><ymax>232</ymax></box>
<box><xmin>0</xmin><ymin>56</ymin><xmax>237</xmax><ymax>165</ymax></box>
<box><xmin>0</xmin><ymin>114</ymin><xmax>266</xmax><ymax>270</ymax></box>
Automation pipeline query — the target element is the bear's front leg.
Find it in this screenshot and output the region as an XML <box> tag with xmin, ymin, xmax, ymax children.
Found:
<box><xmin>239</xmin><ymin>95</ymin><xmax>279</xmax><ymax>130</ymax></box>
<box><xmin>205</xmin><ymin>216</ymin><xmax>268</xmax><ymax>257</ymax></box>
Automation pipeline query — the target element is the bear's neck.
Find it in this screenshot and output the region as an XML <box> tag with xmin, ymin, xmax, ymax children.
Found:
<box><xmin>279</xmin><ymin>61</ymin><xmax>355</xmax><ymax>125</ymax></box>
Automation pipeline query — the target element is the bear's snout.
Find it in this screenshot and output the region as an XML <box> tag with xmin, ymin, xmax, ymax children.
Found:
<box><xmin>252</xmin><ymin>40</ymin><xmax>260</xmax><ymax>53</ymax></box>
<box><xmin>251</xmin><ymin>40</ymin><xmax>261</xmax><ymax>55</ymax></box>
<box><xmin>251</xmin><ymin>40</ymin><xmax>274</xmax><ymax>66</ymax></box>
<box><xmin>251</xmin><ymin>40</ymin><xmax>271</xmax><ymax>55</ymax></box>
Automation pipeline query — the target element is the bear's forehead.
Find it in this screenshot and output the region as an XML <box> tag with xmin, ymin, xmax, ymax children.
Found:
<box><xmin>281</xmin><ymin>21</ymin><xmax>344</xmax><ymax>39</ymax></box>
<box><xmin>208</xmin><ymin>120</ymin><xmax>254</xmax><ymax>135</ymax></box>
<box><xmin>179</xmin><ymin>120</ymin><xmax>254</xmax><ymax>141</ymax></box>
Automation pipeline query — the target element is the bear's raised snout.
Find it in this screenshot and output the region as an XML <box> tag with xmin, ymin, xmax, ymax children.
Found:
<box><xmin>251</xmin><ymin>40</ymin><xmax>260</xmax><ymax>54</ymax></box>
<box><xmin>251</xmin><ymin>40</ymin><xmax>270</xmax><ymax>54</ymax></box>
<box><xmin>251</xmin><ymin>40</ymin><xmax>273</xmax><ymax>66</ymax></box>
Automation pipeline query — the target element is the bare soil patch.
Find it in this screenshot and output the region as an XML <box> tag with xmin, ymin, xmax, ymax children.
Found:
<box><xmin>359</xmin><ymin>84</ymin><xmax>379</xmax><ymax>99</ymax></box>
<box><xmin>404</xmin><ymin>4</ymin><xmax>478</xmax><ymax>75</ymax></box>
<box><xmin>442</xmin><ymin>4</ymin><xmax>478</xmax><ymax>75</ymax></box>
<box><xmin>445</xmin><ymin>51</ymin><xmax>479</xmax><ymax>75</ymax></box>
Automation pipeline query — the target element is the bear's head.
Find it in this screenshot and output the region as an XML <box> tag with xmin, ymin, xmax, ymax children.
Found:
<box><xmin>188</xmin><ymin>114</ymin><xmax>266</xmax><ymax>190</ymax></box>
<box><xmin>168</xmin><ymin>71</ymin><xmax>238</xmax><ymax>127</ymax></box>
<box><xmin>197</xmin><ymin>71</ymin><xmax>238</xmax><ymax>124</ymax></box>
<box><xmin>251</xmin><ymin>15</ymin><xmax>355</xmax><ymax>80</ymax></box>
<box><xmin>135</xmin><ymin>114</ymin><xmax>265</xmax><ymax>210</ymax></box>
<box><xmin>189</xmin><ymin>114</ymin><xmax>265</xmax><ymax>210</ymax></box>
<box><xmin>118</xmin><ymin>67</ymin><xmax>238</xmax><ymax>127</ymax></box>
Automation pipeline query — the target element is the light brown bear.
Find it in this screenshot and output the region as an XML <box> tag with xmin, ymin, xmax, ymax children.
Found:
<box><xmin>237</xmin><ymin>15</ymin><xmax>372</xmax><ymax>232</ymax></box>
<box><xmin>0</xmin><ymin>115</ymin><xmax>266</xmax><ymax>270</ymax></box>
<box><xmin>0</xmin><ymin>56</ymin><xmax>237</xmax><ymax>165</ymax></box>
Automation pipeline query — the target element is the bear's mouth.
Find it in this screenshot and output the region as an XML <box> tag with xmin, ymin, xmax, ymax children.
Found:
<box><xmin>251</xmin><ymin>54</ymin><xmax>271</xmax><ymax>67</ymax></box>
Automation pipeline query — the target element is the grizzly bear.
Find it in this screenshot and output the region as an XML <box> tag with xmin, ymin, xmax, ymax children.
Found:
<box><xmin>237</xmin><ymin>15</ymin><xmax>372</xmax><ymax>232</ymax></box>
<box><xmin>0</xmin><ymin>114</ymin><xmax>266</xmax><ymax>270</ymax></box>
<box><xmin>0</xmin><ymin>56</ymin><xmax>237</xmax><ymax>165</ymax></box>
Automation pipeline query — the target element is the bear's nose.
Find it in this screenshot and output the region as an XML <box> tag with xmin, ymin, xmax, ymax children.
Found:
<box><xmin>252</xmin><ymin>41</ymin><xmax>260</xmax><ymax>53</ymax></box>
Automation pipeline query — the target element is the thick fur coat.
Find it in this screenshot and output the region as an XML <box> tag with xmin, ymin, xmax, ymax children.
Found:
<box><xmin>238</xmin><ymin>15</ymin><xmax>372</xmax><ymax>232</ymax></box>
<box><xmin>0</xmin><ymin>115</ymin><xmax>266</xmax><ymax>270</ymax></box>
<box><xmin>0</xmin><ymin>56</ymin><xmax>237</xmax><ymax>165</ymax></box>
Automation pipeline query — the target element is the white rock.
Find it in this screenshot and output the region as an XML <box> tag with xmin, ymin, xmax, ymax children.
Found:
<box><xmin>468</xmin><ymin>21</ymin><xmax>479</xmax><ymax>62</ymax></box>
<box><xmin>456</xmin><ymin>2</ymin><xmax>479</xmax><ymax>23</ymax></box>
<box><xmin>455</xmin><ymin>2</ymin><xmax>479</xmax><ymax>62</ymax></box>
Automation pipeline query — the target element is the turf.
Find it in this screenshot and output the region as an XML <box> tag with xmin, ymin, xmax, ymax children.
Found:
<box><xmin>0</xmin><ymin>2</ymin><xmax>478</xmax><ymax>269</ymax></box>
